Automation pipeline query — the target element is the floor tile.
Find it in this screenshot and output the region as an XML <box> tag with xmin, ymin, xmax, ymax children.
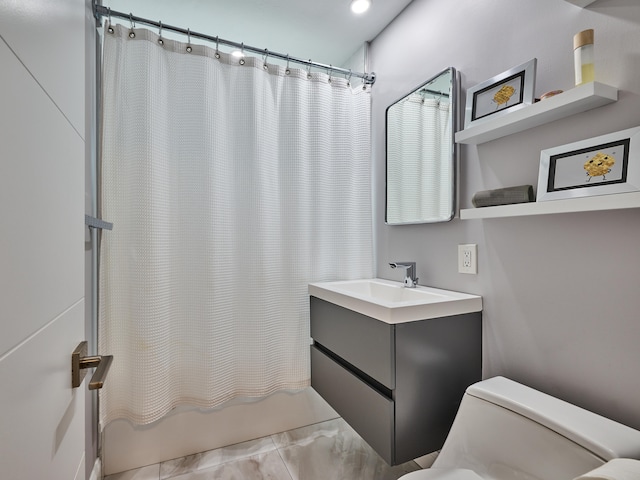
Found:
<box><xmin>165</xmin><ymin>451</ymin><xmax>292</xmax><ymax>480</ymax></box>
<box><xmin>271</xmin><ymin>417</ymin><xmax>348</xmax><ymax>449</ymax></box>
<box><xmin>108</xmin><ymin>417</ymin><xmax>424</xmax><ymax>480</ymax></box>
<box><xmin>105</xmin><ymin>463</ymin><xmax>160</xmax><ymax>480</ymax></box>
<box><xmin>415</xmin><ymin>450</ymin><xmax>439</xmax><ymax>469</ymax></box>
<box><xmin>274</xmin><ymin>418</ymin><xmax>421</xmax><ymax>480</ymax></box>
<box><xmin>160</xmin><ymin>436</ymin><xmax>277</xmax><ymax>479</ymax></box>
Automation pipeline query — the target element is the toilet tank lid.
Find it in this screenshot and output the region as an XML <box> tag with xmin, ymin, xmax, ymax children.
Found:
<box><xmin>466</xmin><ymin>376</ymin><xmax>640</xmax><ymax>462</ymax></box>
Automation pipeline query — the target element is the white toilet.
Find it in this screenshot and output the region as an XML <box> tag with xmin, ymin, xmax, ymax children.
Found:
<box><xmin>400</xmin><ymin>376</ymin><xmax>640</xmax><ymax>480</ymax></box>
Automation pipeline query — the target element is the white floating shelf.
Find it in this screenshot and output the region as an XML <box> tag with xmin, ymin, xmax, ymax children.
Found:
<box><xmin>455</xmin><ymin>82</ymin><xmax>618</xmax><ymax>145</ymax></box>
<box><xmin>460</xmin><ymin>192</ymin><xmax>640</xmax><ymax>220</ymax></box>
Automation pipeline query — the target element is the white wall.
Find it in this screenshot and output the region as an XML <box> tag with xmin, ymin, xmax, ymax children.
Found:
<box><xmin>371</xmin><ymin>0</ymin><xmax>640</xmax><ymax>430</ymax></box>
<box><xmin>0</xmin><ymin>0</ymin><xmax>88</xmax><ymax>478</ymax></box>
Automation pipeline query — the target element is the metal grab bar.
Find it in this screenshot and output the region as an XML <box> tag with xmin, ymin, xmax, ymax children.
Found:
<box><xmin>72</xmin><ymin>341</ymin><xmax>114</xmax><ymax>390</ymax></box>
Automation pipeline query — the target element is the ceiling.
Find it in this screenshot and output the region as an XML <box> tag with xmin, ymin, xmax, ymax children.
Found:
<box><xmin>100</xmin><ymin>0</ymin><xmax>414</xmax><ymax>68</ymax></box>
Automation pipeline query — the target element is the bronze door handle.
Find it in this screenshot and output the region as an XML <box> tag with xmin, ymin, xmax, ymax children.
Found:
<box><xmin>72</xmin><ymin>341</ymin><xmax>113</xmax><ymax>390</ymax></box>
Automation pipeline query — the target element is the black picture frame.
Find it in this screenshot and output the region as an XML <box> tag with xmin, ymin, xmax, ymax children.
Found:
<box><xmin>547</xmin><ymin>139</ymin><xmax>630</xmax><ymax>193</ymax></box>
<box><xmin>537</xmin><ymin>126</ymin><xmax>640</xmax><ymax>202</ymax></box>
<box><xmin>464</xmin><ymin>59</ymin><xmax>537</xmax><ymax>128</ymax></box>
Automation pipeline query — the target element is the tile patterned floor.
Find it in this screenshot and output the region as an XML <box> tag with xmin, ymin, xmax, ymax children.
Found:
<box><xmin>105</xmin><ymin>418</ymin><xmax>423</xmax><ymax>480</ymax></box>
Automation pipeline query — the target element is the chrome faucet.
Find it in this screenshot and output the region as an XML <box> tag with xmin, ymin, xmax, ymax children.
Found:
<box><xmin>389</xmin><ymin>262</ymin><xmax>418</xmax><ymax>288</ymax></box>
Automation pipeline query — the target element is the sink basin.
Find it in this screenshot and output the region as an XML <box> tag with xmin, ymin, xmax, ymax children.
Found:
<box><xmin>308</xmin><ymin>278</ymin><xmax>482</xmax><ymax>324</ymax></box>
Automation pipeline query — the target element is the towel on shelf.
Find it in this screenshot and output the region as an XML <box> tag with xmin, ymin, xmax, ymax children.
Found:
<box><xmin>573</xmin><ymin>458</ymin><xmax>640</xmax><ymax>480</ymax></box>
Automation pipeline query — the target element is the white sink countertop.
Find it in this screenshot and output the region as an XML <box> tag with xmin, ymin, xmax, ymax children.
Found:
<box><xmin>308</xmin><ymin>278</ymin><xmax>482</xmax><ymax>324</ymax></box>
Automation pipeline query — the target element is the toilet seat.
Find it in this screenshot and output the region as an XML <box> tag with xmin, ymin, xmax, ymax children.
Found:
<box><xmin>400</xmin><ymin>468</ymin><xmax>484</xmax><ymax>480</ymax></box>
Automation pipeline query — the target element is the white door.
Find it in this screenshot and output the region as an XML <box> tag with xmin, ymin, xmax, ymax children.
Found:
<box><xmin>0</xmin><ymin>1</ymin><xmax>89</xmax><ymax>479</ymax></box>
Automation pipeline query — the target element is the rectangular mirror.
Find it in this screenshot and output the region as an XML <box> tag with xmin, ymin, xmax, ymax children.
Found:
<box><xmin>385</xmin><ymin>67</ymin><xmax>458</xmax><ymax>224</ymax></box>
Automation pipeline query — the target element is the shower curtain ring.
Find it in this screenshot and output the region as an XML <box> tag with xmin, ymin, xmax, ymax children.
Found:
<box><xmin>128</xmin><ymin>13</ymin><xmax>135</xmax><ymax>38</ymax></box>
<box><xmin>239</xmin><ymin>43</ymin><xmax>245</xmax><ymax>65</ymax></box>
<box><xmin>307</xmin><ymin>61</ymin><xmax>312</xmax><ymax>79</ymax></box>
<box><xmin>285</xmin><ymin>54</ymin><xmax>291</xmax><ymax>75</ymax></box>
<box><xmin>186</xmin><ymin>28</ymin><xmax>192</xmax><ymax>52</ymax></box>
<box><xmin>214</xmin><ymin>36</ymin><xmax>220</xmax><ymax>59</ymax></box>
<box><xmin>106</xmin><ymin>8</ymin><xmax>114</xmax><ymax>34</ymax></box>
<box><xmin>263</xmin><ymin>49</ymin><xmax>270</xmax><ymax>70</ymax></box>
<box><xmin>157</xmin><ymin>21</ymin><xmax>164</xmax><ymax>45</ymax></box>
<box><xmin>328</xmin><ymin>65</ymin><xmax>333</xmax><ymax>84</ymax></box>
<box><xmin>347</xmin><ymin>69</ymin><xmax>353</xmax><ymax>87</ymax></box>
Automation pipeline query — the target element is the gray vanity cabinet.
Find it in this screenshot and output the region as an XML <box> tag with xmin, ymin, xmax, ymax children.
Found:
<box><xmin>310</xmin><ymin>296</ymin><xmax>482</xmax><ymax>465</ymax></box>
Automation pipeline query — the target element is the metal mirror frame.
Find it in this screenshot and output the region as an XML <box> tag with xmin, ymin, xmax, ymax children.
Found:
<box><xmin>385</xmin><ymin>67</ymin><xmax>459</xmax><ymax>225</ymax></box>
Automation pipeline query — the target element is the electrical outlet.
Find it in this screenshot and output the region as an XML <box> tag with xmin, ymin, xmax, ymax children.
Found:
<box><xmin>458</xmin><ymin>244</ymin><xmax>478</xmax><ymax>274</ymax></box>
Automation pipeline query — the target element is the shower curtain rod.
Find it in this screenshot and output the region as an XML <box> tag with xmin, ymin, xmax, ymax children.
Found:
<box><xmin>94</xmin><ymin>4</ymin><xmax>376</xmax><ymax>85</ymax></box>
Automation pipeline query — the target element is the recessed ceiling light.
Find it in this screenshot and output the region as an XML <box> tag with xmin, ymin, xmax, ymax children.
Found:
<box><xmin>351</xmin><ymin>0</ymin><xmax>371</xmax><ymax>14</ymax></box>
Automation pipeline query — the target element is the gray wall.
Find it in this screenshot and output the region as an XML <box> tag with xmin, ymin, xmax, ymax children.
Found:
<box><xmin>370</xmin><ymin>0</ymin><xmax>640</xmax><ymax>430</ymax></box>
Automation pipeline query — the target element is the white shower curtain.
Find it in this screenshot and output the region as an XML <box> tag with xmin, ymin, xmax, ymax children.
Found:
<box><xmin>99</xmin><ymin>24</ymin><xmax>373</xmax><ymax>425</ymax></box>
<box><xmin>386</xmin><ymin>96</ymin><xmax>451</xmax><ymax>223</ymax></box>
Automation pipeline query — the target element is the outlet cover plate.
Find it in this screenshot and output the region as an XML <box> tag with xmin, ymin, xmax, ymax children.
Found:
<box><xmin>458</xmin><ymin>244</ymin><xmax>478</xmax><ymax>274</ymax></box>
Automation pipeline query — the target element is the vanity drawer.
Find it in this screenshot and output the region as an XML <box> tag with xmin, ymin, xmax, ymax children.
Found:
<box><xmin>310</xmin><ymin>345</ymin><xmax>394</xmax><ymax>464</ymax></box>
<box><xmin>310</xmin><ymin>296</ymin><xmax>395</xmax><ymax>388</ymax></box>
